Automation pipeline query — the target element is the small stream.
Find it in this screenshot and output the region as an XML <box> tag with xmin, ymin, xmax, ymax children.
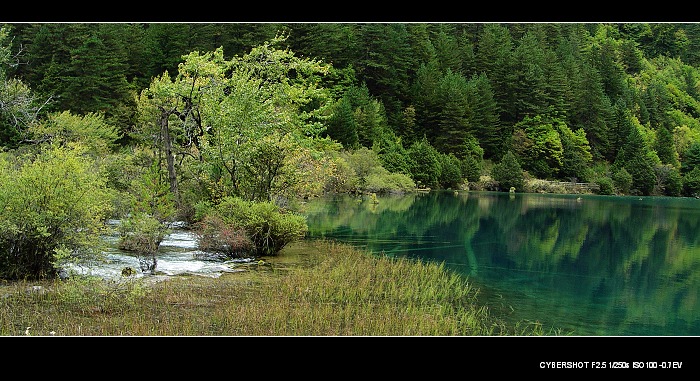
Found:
<box><xmin>66</xmin><ymin>220</ymin><xmax>257</xmax><ymax>280</ymax></box>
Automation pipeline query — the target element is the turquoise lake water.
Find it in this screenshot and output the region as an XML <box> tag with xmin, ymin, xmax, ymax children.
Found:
<box><xmin>302</xmin><ymin>191</ymin><xmax>700</xmax><ymax>336</ymax></box>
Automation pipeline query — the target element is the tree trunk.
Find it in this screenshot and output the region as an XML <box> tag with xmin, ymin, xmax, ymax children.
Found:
<box><xmin>160</xmin><ymin>110</ymin><xmax>180</xmax><ymax>208</ymax></box>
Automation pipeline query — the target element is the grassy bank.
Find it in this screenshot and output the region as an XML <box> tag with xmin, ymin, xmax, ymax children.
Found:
<box><xmin>0</xmin><ymin>240</ymin><xmax>559</xmax><ymax>336</ymax></box>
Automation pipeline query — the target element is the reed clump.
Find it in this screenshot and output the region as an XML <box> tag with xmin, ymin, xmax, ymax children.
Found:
<box><xmin>0</xmin><ymin>240</ymin><xmax>556</xmax><ymax>336</ymax></box>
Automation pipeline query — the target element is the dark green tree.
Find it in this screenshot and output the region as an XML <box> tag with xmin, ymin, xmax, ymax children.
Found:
<box><xmin>408</xmin><ymin>136</ymin><xmax>441</xmax><ymax>188</ymax></box>
<box><xmin>681</xmin><ymin>142</ymin><xmax>700</xmax><ymax>174</ymax></box>
<box><xmin>476</xmin><ymin>24</ymin><xmax>517</xmax><ymax>126</ymax></box>
<box><xmin>326</xmin><ymin>96</ymin><xmax>359</xmax><ymax>149</ymax></box>
<box><xmin>0</xmin><ymin>26</ymin><xmax>48</xmax><ymax>148</ymax></box>
<box><xmin>438</xmin><ymin>152</ymin><xmax>462</xmax><ymax>189</ymax></box>
<box><xmin>431</xmin><ymin>25</ymin><xmax>462</xmax><ymax>75</ymax></box>
<box><xmin>557</xmin><ymin>121</ymin><xmax>593</xmax><ymax>182</ymax></box>
<box><xmin>655</xmin><ymin>125</ymin><xmax>680</xmax><ymax>167</ymax></box>
<box><xmin>655</xmin><ymin>164</ymin><xmax>682</xmax><ymax>196</ymax></box>
<box><xmin>406</xmin><ymin>24</ymin><xmax>437</xmax><ymax>66</ymax></box>
<box><xmin>682</xmin><ymin>167</ymin><xmax>700</xmax><ymax>197</ymax></box>
<box><xmin>614</xmin><ymin>126</ymin><xmax>657</xmax><ymax>195</ymax></box>
<box><xmin>491</xmin><ymin>150</ymin><xmax>524</xmax><ymax>192</ymax></box>
<box><xmin>357</xmin><ymin>24</ymin><xmax>413</xmax><ymax>129</ymax></box>
<box><xmin>511</xmin><ymin>31</ymin><xmax>551</xmax><ymax>119</ymax></box>
<box><xmin>411</xmin><ymin>60</ymin><xmax>442</xmax><ymax>142</ymax></box>
<box><xmin>568</xmin><ymin>52</ymin><xmax>613</xmax><ymax>161</ymax></box>
<box><xmin>434</xmin><ymin>69</ymin><xmax>470</xmax><ymax>156</ymax></box>
<box><xmin>466</xmin><ymin>73</ymin><xmax>502</xmax><ymax>159</ymax></box>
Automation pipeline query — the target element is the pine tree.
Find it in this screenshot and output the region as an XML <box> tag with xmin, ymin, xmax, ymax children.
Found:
<box><xmin>614</xmin><ymin>126</ymin><xmax>657</xmax><ymax>195</ymax></box>
<box><xmin>491</xmin><ymin>150</ymin><xmax>524</xmax><ymax>192</ymax></box>
<box><xmin>655</xmin><ymin>125</ymin><xmax>680</xmax><ymax>167</ymax></box>
<box><xmin>466</xmin><ymin>73</ymin><xmax>501</xmax><ymax>160</ymax></box>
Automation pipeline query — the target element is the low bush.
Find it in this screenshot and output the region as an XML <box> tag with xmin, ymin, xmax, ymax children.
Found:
<box><xmin>210</xmin><ymin>197</ymin><xmax>308</xmax><ymax>256</ymax></box>
<box><xmin>194</xmin><ymin>214</ymin><xmax>254</xmax><ymax>258</ymax></box>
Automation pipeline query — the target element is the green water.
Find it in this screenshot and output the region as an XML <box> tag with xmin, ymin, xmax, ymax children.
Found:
<box><xmin>302</xmin><ymin>191</ymin><xmax>700</xmax><ymax>336</ymax></box>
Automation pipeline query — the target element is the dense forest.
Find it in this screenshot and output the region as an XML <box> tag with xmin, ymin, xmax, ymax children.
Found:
<box><xmin>3</xmin><ymin>22</ymin><xmax>700</xmax><ymax>279</ymax></box>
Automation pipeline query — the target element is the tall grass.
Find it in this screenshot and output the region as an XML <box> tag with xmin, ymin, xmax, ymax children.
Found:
<box><xmin>0</xmin><ymin>240</ymin><xmax>558</xmax><ymax>336</ymax></box>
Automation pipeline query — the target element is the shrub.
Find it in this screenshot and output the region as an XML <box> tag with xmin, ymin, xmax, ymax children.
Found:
<box><xmin>364</xmin><ymin>167</ymin><xmax>416</xmax><ymax>194</ymax></box>
<box><xmin>0</xmin><ymin>145</ymin><xmax>113</xmax><ymax>280</ymax></box>
<box><xmin>611</xmin><ymin>167</ymin><xmax>632</xmax><ymax>195</ymax></box>
<box><xmin>595</xmin><ymin>176</ymin><xmax>615</xmax><ymax>195</ymax></box>
<box><xmin>212</xmin><ymin>197</ymin><xmax>308</xmax><ymax>256</ymax></box>
<box><xmin>438</xmin><ymin>153</ymin><xmax>463</xmax><ymax>189</ymax></box>
<box><xmin>491</xmin><ymin>151</ymin><xmax>524</xmax><ymax>192</ymax></box>
<box><xmin>408</xmin><ymin>137</ymin><xmax>441</xmax><ymax>188</ymax></box>
<box><xmin>194</xmin><ymin>214</ymin><xmax>254</xmax><ymax>258</ymax></box>
<box><xmin>461</xmin><ymin>154</ymin><xmax>482</xmax><ymax>183</ymax></box>
<box><xmin>117</xmin><ymin>212</ymin><xmax>170</xmax><ymax>274</ymax></box>
<box><xmin>117</xmin><ymin>213</ymin><xmax>169</xmax><ymax>255</ymax></box>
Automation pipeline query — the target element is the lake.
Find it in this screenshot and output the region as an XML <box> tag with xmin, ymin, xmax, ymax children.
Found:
<box><xmin>301</xmin><ymin>191</ymin><xmax>700</xmax><ymax>336</ymax></box>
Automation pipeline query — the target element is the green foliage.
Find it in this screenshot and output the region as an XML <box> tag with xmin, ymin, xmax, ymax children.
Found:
<box><xmin>117</xmin><ymin>212</ymin><xmax>169</xmax><ymax>256</ymax></box>
<box><xmin>342</xmin><ymin>147</ymin><xmax>382</xmax><ymax>189</ymax></box>
<box><xmin>30</xmin><ymin>111</ymin><xmax>121</xmax><ymax>155</ymax></box>
<box><xmin>212</xmin><ymin>196</ymin><xmax>308</xmax><ymax>256</ymax></box>
<box><xmin>654</xmin><ymin>125</ymin><xmax>680</xmax><ymax>167</ymax></box>
<box><xmin>1</xmin><ymin>27</ymin><xmax>46</xmax><ymax>148</ymax></box>
<box><xmin>324</xmin><ymin>153</ymin><xmax>360</xmax><ymax>194</ymax></box>
<box><xmin>438</xmin><ymin>153</ymin><xmax>463</xmax><ymax>189</ymax></box>
<box><xmin>682</xmin><ymin>167</ymin><xmax>700</xmax><ymax>197</ymax></box>
<box><xmin>8</xmin><ymin>23</ymin><xmax>700</xmax><ymax>201</ymax></box>
<box><xmin>595</xmin><ymin>176</ymin><xmax>615</xmax><ymax>195</ymax></box>
<box><xmin>0</xmin><ymin>145</ymin><xmax>112</xmax><ymax>280</ymax></box>
<box><xmin>614</xmin><ymin>125</ymin><xmax>658</xmax><ymax>195</ymax></box>
<box><xmin>376</xmin><ymin>135</ymin><xmax>413</xmax><ymax>176</ymax></box>
<box><xmin>364</xmin><ymin>167</ymin><xmax>416</xmax><ymax>194</ymax></box>
<box><xmin>558</xmin><ymin>123</ymin><xmax>593</xmax><ymax>181</ymax></box>
<box><xmin>336</xmin><ymin>147</ymin><xmax>415</xmax><ymax>194</ymax></box>
<box><xmin>127</xmin><ymin>160</ymin><xmax>176</xmax><ymax>223</ymax></box>
<box><xmin>326</xmin><ymin>96</ymin><xmax>359</xmax><ymax>148</ymax></box>
<box><xmin>655</xmin><ymin>164</ymin><xmax>682</xmax><ymax>196</ymax></box>
<box><xmin>611</xmin><ymin>167</ymin><xmax>633</xmax><ymax>194</ymax></box>
<box><xmin>681</xmin><ymin>142</ymin><xmax>700</xmax><ymax>174</ymax></box>
<box><xmin>173</xmin><ymin>36</ymin><xmax>334</xmax><ymax>203</ymax></box>
<box><xmin>408</xmin><ymin>137</ymin><xmax>441</xmax><ymax>188</ymax></box>
<box><xmin>491</xmin><ymin>150</ymin><xmax>524</xmax><ymax>192</ymax></box>
<box><xmin>511</xmin><ymin>115</ymin><xmax>563</xmax><ymax>179</ymax></box>
<box><xmin>461</xmin><ymin>154</ymin><xmax>482</xmax><ymax>183</ymax></box>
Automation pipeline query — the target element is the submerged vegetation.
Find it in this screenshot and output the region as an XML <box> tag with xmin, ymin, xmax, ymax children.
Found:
<box><xmin>0</xmin><ymin>240</ymin><xmax>558</xmax><ymax>336</ymax></box>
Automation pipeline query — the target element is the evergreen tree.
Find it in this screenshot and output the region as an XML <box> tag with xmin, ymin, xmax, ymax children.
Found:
<box><xmin>511</xmin><ymin>31</ymin><xmax>550</xmax><ymax>119</ymax></box>
<box><xmin>558</xmin><ymin>121</ymin><xmax>593</xmax><ymax>182</ymax></box>
<box><xmin>614</xmin><ymin>126</ymin><xmax>657</xmax><ymax>195</ymax></box>
<box><xmin>326</xmin><ymin>96</ymin><xmax>359</xmax><ymax>149</ymax></box>
<box><xmin>569</xmin><ymin>52</ymin><xmax>613</xmax><ymax>161</ymax></box>
<box><xmin>431</xmin><ymin>25</ymin><xmax>462</xmax><ymax>75</ymax></box>
<box><xmin>466</xmin><ymin>73</ymin><xmax>501</xmax><ymax>159</ymax></box>
<box><xmin>411</xmin><ymin>60</ymin><xmax>443</xmax><ymax>142</ymax></box>
<box><xmin>0</xmin><ymin>26</ymin><xmax>47</xmax><ymax>148</ymax></box>
<box><xmin>406</xmin><ymin>24</ymin><xmax>437</xmax><ymax>67</ymax></box>
<box><xmin>408</xmin><ymin>136</ymin><xmax>441</xmax><ymax>188</ymax></box>
<box><xmin>438</xmin><ymin>152</ymin><xmax>462</xmax><ymax>189</ymax></box>
<box><xmin>491</xmin><ymin>150</ymin><xmax>524</xmax><ymax>192</ymax></box>
<box><xmin>357</xmin><ymin>24</ymin><xmax>413</xmax><ymax>129</ymax></box>
<box><xmin>434</xmin><ymin>70</ymin><xmax>470</xmax><ymax>156</ymax></box>
<box><xmin>476</xmin><ymin>24</ymin><xmax>517</xmax><ymax>126</ymax></box>
<box><xmin>681</xmin><ymin>142</ymin><xmax>700</xmax><ymax>174</ymax></box>
<box><xmin>655</xmin><ymin>125</ymin><xmax>680</xmax><ymax>167</ymax></box>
